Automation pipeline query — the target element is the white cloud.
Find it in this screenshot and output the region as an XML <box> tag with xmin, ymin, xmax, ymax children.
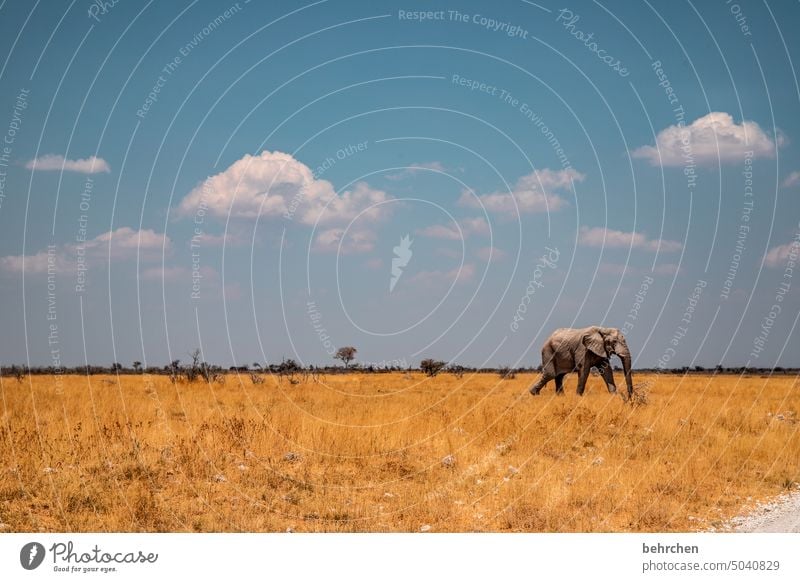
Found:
<box><xmin>764</xmin><ymin>240</ymin><xmax>800</xmax><ymax>268</ymax></box>
<box><xmin>25</xmin><ymin>154</ymin><xmax>110</xmax><ymax>174</ymax></box>
<box><xmin>0</xmin><ymin>227</ymin><xmax>170</xmax><ymax>274</ymax></box>
<box><xmin>92</xmin><ymin>227</ymin><xmax>167</xmax><ymax>254</ymax></box>
<box><xmin>781</xmin><ymin>171</ymin><xmax>800</xmax><ymax>188</ymax></box>
<box><xmin>416</xmin><ymin>217</ymin><xmax>489</xmax><ymax>240</ymax></box>
<box><xmin>177</xmin><ymin>150</ymin><xmax>391</xmax><ymax>226</ymax></box>
<box><xmin>0</xmin><ymin>249</ymin><xmax>58</xmax><ymax>274</ymax></box>
<box><xmin>632</xmin><ymin>112</ymin><xmax>780</xmax><ymax>167</ymax></box>
<box><xmin>459</xmin><ymin>168</ymin><xmax>583</xmax><ymax>216</ymax></box>
<box><xmin>188</xmin><ymin>231</ymin><xmax>247</xmax><ymax>248</ymax></box>
<box><xmin>475</xmin><ymin>246</ymin><xmax>507</xmax><ymax>262</ymax></box>
<box><xmin>579</xmin><ymin>226</ymin><xmax>682</xmax><ymax>252</ymax></box>
<box><xmin>313</xmin><ymin>227</ymin><xmax>377</xmax><ymax>254</ymax></box>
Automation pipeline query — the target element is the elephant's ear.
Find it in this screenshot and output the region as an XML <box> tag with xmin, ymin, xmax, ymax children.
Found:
<box><xmin>582</xmin><ymin>330</ymin><xmax>606</xmax><ymax>358</ymax></box>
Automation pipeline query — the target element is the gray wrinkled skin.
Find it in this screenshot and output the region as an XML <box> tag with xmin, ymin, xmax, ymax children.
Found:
<box><xmin>529</xmin><ymin>326</ymin><xmax>633</xmax><ymax>397</ymax></box>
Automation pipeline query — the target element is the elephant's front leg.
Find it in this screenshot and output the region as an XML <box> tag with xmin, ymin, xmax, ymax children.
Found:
<box><xmin>599</xmin><ymin>361</ymin><xmax>617</xmax><ymax>394</ymax></box>
<box><xmin>576</xmin><ymin>364</ymin><xmax>591</xmax><ymax>396</ymax></box>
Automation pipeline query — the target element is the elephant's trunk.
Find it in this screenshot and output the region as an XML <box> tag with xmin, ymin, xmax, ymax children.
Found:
<box><xmin>620</xmin><ymin>352</ymin><xmax>633</xmax><ymax>397</ymax></box>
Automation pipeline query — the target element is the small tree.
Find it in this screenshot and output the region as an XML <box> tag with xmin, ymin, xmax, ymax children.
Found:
<box><xmin>334</xmin><ymin>346</ymin><xmax>357</xmax><ymax>369</ymax></box>
<box><xmin>186</xmin><ymin>349</ymin><xmax>202</xmax><ymax>381</ymax></box>
<box><xmin>420</xmin><ymin>358</ymin><xmax>446</xmax><ymax>377</ymax></box>
<box><xmin>111</xmin><ymin>362</ymin><xmax>123</xmax><ymax>373</ymax></box>
<box><xmin>168</xmin><ymin>359</ymin><xmax>181</xmax><ymax>383</ymax></box>
<box><xmin>132</xmin><ymin>361</ymin><xmax>142</xmax><ymax>373</ymax></box>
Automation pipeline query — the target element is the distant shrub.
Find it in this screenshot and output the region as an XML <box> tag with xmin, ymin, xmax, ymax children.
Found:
<box><xmin>498</xmin><ymin>366</ymin><xmax>516</xmax><ymax>380</ymax></box>
<box><xmin>273</xmin><ymin>358</ymin><xmax>302</xmax><ymax>384</ymax></box>
<box><xmin>167</xmin><ymin>360</ymin><xmax>181</xmax><ymax>383</ymax></box>
<box><xmin>448</xmin><ymin>364</ymin><xmax>466</xmax><ymax>378</ymax></box>
<box><xmin>8</xmin><ymin>365</ymin><xmax>25</xmax><ymax>382</ymax></box>
<box><xmin>420</xmin><ymin>359</ymin><xmax>446</xmax><ymax>377</ymax></box>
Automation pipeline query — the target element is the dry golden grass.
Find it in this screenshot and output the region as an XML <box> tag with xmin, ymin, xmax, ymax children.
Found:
<box><xmin>1</xmin><ymin>372</ymin><xmax>798</xmax><ymax>532</ymax></box>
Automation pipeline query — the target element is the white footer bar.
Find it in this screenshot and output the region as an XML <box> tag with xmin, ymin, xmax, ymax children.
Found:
<box><xmin>1</xmin><ymin>533</ymin><xmax>797</xmax><ymax>581</ymax></box>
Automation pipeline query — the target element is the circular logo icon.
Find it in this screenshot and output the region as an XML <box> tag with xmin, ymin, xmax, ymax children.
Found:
<box><xmin>20</xmin><ymin>542</ymin><xmax>46</xmax><ymax>570</ymax></box>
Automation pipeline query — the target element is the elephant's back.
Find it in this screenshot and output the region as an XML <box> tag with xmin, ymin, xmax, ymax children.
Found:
<box><xmin>548</xmin><ymin>328</ymin><xmax>586</xmax><ymax>352</ymax></box>
<box><xmin>550</xmin><ymin>327</ymin><xmax>581</xmax><ymax>342</ymax></box>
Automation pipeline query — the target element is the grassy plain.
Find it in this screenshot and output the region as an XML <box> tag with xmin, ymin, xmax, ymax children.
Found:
<box><xmin>1</xmin><ymin>372</ymin><xmax>798</xmax><ymax>532</ymax></box>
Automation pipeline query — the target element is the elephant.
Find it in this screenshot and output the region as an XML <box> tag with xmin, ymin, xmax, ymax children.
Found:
<box><xmin>529</xmin><ymin>326</ymin><xmax>633</xmax><ymax>397</ymax></box>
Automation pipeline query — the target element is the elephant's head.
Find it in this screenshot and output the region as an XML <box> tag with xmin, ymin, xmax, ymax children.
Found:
<box><xmin>583</xmin><ymin>327</ymin><xmax>633</xmax><ymax>396</ymax></box>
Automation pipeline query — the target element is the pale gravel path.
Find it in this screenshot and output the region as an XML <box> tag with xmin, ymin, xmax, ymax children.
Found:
<box><xmin>728</xmin><ymin>489</ymin><xmax>800</xmax><ymax>532</ymax></box>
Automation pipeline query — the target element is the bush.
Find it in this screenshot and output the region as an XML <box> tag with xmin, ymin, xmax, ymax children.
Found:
<box><xmin>9</xmin><ymin>365</ymin><xmax>25</xmax><ymax>382</ymax></box>
<box><xmin>448</xmin><ymin>364</ymin><xmax>466</xmax><ymax>378</ymax></box>
<box><xmin>498</xmin><ymin>366</ymin><xmax>516</xmax><ymax>380</ymax></box>
<box><xmin>420</xmin><ymin>359</ymin><xmax>446</xmax><ymax>377</ymax></box>
<box><xmin>625</xmin><ymin>382</ymin><xmax>651</xmax><ymax>406</ymax></box>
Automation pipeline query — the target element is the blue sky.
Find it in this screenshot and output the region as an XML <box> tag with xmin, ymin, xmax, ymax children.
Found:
<box><xmin>0</xmin><ymin>0</ymin><xmax>798</xmax><ymax>369</ymax></box>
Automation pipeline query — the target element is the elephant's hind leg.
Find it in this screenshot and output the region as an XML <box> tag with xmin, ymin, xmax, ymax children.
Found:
<box><xmin>554</xmin><ymin>374</ymin><xmax>566</xmax><ymax>394</ymax></box>
<box><xmin>530</xmin><ymin>345</ymin><xmax>556</xmax><ymax>395</ymax></box>
<box><xmin>529</xmin><ymin>372</ymin><xmax>554</xmax><ymax>395</ymax></box>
